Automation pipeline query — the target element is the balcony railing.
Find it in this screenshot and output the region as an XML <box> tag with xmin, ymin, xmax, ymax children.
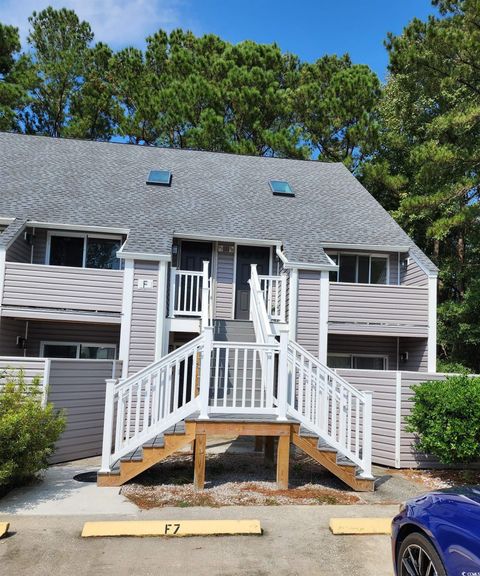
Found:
<box><xmin>1</xmin><ymin>262</ymin><xmax>124</xmax><ymax>313</ymax></box>
<box><xmin>258</xmin><ymin>274</ymin><xmax>287</xmax><ymax>323</ymax></box>
<box><xmin>169</xmin><ymin>261</ymin><xmax>211</xmax><ymax>327</ymax></box>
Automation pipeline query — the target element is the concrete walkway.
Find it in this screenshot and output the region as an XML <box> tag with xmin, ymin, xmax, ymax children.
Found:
<box><xmin>0</xmin><ymin>506</ymin><xmax>397</xmax><ymax>576</ymax></box>
<box><xmin>0</xmin><ymin>457</ymin><xmax>137</xmax><ymax>516</ymax></box>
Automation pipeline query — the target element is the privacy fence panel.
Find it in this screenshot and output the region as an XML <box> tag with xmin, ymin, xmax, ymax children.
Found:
<box><xmin>47</xmin><ymin>359</ymin><xmax>122</xmax><ymax>464</ymax></box>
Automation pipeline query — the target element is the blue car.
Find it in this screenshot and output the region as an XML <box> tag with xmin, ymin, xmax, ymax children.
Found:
<box><xmin>392</xmin><ymin>486</ymin><xmax>480</xmax><ymax>576</ymax></box>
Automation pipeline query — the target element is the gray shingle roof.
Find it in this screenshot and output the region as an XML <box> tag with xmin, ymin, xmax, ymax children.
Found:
<box><xmin>0</xmin><ymin>132</ymin><xmax>436</xmax><ymax>272</ymax></box>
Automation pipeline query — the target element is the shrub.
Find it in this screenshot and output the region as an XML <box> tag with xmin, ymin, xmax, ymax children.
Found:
<box><xmin>406</xmin><ymin>375</ymin><xmax>480</xmax><ymax>464</ymax></box>
<box><xmin>0</xmin><ymin>370</ymin><xmax>66</xmax><ymax>491</ymax></box>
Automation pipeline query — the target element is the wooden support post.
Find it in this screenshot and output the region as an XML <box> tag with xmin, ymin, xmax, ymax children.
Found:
<box><xmin>254</xmin><ymin>436</ymin><xmax>264</xmax><ymax>452</ymax></box>
<box><xmin>276</xmin><ymin>435</ymin><xmax>290</xmax><ymax>489</ymax></box>
<box><xmin>193</xmin><ymin>433</ymin><xmax>207</xmax><ymax>490</ymax></box>
<box><xmin>264</xmin><ymin>436</ymin><xmax>275</xmax><ymax>466</ymax></box>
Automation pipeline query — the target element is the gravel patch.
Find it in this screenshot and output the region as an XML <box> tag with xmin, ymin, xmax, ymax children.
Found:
<box><xmin>120</xmin><ymin>437</ymin><xmax>480</xmax><ymax>509</ymax></box>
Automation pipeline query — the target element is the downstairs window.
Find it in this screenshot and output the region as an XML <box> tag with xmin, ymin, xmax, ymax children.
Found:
<box><xmin>327</xmin><ymin>354</ymin><xmax>388</xmax><ymax>370</ymax></box>
<box><xmin>41</xmin><ymin>342</ymin><xmax>117</xmax><ymax>360</ymax></box>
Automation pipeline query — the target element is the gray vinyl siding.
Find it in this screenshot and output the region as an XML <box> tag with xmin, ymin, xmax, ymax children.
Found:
<box><xmin>401</xmin><ymin>255</ymin><xmax>428</xmax><ymax>286</ymax></box>
<box><xmin>31</xmin><ymin>227</ymin><xmax>48</xmax><ymax>264</ymax></box>
<box><xmin>26</xmin><ymin>321</ymin><xmax>120</xmax><ymax>357</ymax></box>
<box><xmin>336</xmin><ymin>369</ymin><xmax>397</xmax><ymax>467</ymax></box>
<box><xmin>328</xmin><ymin>334</ymin><xmax>428</xmax><ymax>373</ymax></box>
<box><xmin>296</xmin><ymin>270</ymin><xmax>320</xmax><ymax>356</ymax></box>
<box><xmin>336</xmin><ymin>369</ymin><xmax>462</xmax><ymax>468</ymax></box>
<box><xmin>328</xmin><ymin>334</ymin><xmax>398</xmax><ymax>370</ymax></box>
<box><xmin>128</xmin><ymin>260</ymin><xmax>159</xmax><ymax>376</ymax></box>
<box><xmin>47</xmin><ymin>359</ymin><xmax>122</xmax><ymax>463</ymax></box>
<box><xmin>0</xmin><ymin>357</ymin><xmax>46</xmax><ymax>387</ymax></box>
<box><xmin>214</xmin><ymin>244</ymin><xmax>235</xmax><ymax>319</ymax></box>
<box><xmin>0</xmin><ymin>317</ymin><xmax>26</xmax><ymax>355</ymax></box>
<box><xmin>5</xmin><ymin>231</ymin><xmax>30</xmax><ymax>262</ymax></box>
<box><xmin>399</xmin><ymin>371</ymin><xmax>448</xmax><ymax>468</ymax></box>
<box><xmin>2</xmin><ymin>261</ymin><xmax>124</xmax><ymax>313</ymax></box>
<box><xmin>328</xmin><ymin>283</ymin><xmax>428</xmax><ymax>334</ymax></box>
<box><xmin>0</xmin><ymin>318</ymin><xmax>120</xmax><ymax>357</ymax></box>
<box><xmin>400</xmin><ymin>338</ymin><xmax>428</xmax><ymax>372</ymax></box>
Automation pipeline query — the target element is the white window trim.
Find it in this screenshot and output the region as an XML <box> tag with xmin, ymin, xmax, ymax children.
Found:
<box><xmin>327</xmin><ymin>352</ymin><xmax>389</xmax><ymax>370</ymax></box>
<box><xmin>40</xmin><ymin>341</ymin><xmax>117</xmax><ymax>359</ymax></box>
<box><xmin>328</xmin><ymin>252</ymin><xmax>390</xmax><ymax>285</ymax></box>
<box><xmin>45</xmin><ymin>231</ymin><xmax>123</xmax><ymax>268</ymax></box>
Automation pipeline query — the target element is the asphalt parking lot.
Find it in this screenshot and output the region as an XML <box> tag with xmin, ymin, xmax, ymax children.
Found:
<box><xmin>0</xmin><ymin>505</ymin><xmax>397</xmax><ymax>576</ymax></box>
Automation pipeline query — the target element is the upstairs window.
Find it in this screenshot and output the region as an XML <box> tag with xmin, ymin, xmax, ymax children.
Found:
<box><xmin>146</xmin><ymin>170</ymin><xmax>172</xmax><ymax>186</ymax></box>
<box><xmin>329</xmin><ymin>253</ymin><xmax>388</xmax><ymax>285</ymax></box>
<box><xmin>269</xmin><ymin>180</ymin><xmax>294</xmax><ymax>196</ymax></box>
<box><xmin>48</xmin><ymin>233</ymin><xmax>122</xmax><ymax>269</ymax></box>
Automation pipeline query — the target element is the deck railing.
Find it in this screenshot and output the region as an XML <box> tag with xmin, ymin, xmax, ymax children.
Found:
<box><xmin>258</xmin><ymin>274</ymin><xmax>287</xmax><ymax>322</ymax></box>
<box><xmin>209</xmin><ymin>341</ymin><xmax>279</xmax><ymax>414</ymax></box>
<box><xmin>100</xmin><ymin>335</ymin><xmax>204</xmax><ymax>470</ymax></box>
<box><xmin>169</xmin><ymin>261</ymin><xmax>211</xmax><ymax>326</ymax></box>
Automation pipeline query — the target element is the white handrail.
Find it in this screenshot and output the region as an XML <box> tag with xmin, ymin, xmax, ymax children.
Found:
<box><xmin>100</xmin><ymin>334</ymin><xmax>205</xmax><ymax>471</ymax></box>
<box><xmin>248</xmin><ymin>264</ymin><xmax>275</xmax><ymax>345</ymax></box>
<box><xmin>286</xmin><ymin>340</ymin><xmax>372</xmax><ymax>477</ymax></box>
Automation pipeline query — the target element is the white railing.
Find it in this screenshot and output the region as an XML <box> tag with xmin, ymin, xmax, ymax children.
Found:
<box><xmin>209</xmin><ymin>341</ymin><xmax>279</xmax><ymax>414</ymax></box>
<box><xmin>169</xmin><ymin>261</ymin><xmax>210</xmax><ymax>321</ymax></box>
<box><xmin>286</xmin><ymin>340</ymin><xmax>372</xmax><ymax>478</ymax></box>
<box><xmin>248</xmin><ymin>264</ymin><xmax>275</xmax><ymax>345</ymax></box>
<box><xmin>259</xmin><ymin>274</ymin><xmax>286</xmax><ymax>322</ymax></box>
<box><xmin>100</xmin><ymin>335</ymin><xmax>204</xmax><ymax>471</ymax></box>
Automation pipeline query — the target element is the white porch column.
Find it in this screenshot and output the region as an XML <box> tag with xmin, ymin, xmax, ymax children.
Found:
<box><xmin>318</xmin><ymin>270</ymin><xmax>329</xmax><ymax>365</ymax></box>
<box><xmin>99</xmin><ymin>378</ymin><xmax>116</xmax><ymax>474</ymax></box>
<box><xmin>427</xmin><ymin>275</ymin><xmax>437</xmax><ymax>372</ymax></box>
<box><xmin>155</xmin><ymin>260</ymin><xmax>169</xmax><ymax>360</ymax></box>
<box><xmin>198</xmin><ymin>325</ymin><xmax>213</xmax><ymax>419</ymax></box>
<box><xmin>119</xmin><ymin>258</ymin><xmax>134</xmax><ymax>378</ymax></box>
<box><xmin>288</xmin><ymin>267</ymin><xmax>298</xmax><ymax>340</ymax></box>
<box><xmin>0</xmin><ymin>247</ymin><xmax>5</xmax><ymax>332</ymax></box>
<box><xmin>277</xmin><ymin>328</ymin><xmax>289</xmax><ymax>421</ymax></box>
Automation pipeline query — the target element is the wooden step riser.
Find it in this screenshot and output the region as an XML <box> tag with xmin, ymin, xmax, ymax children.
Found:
<box><xmin>292</xmin><ymin>434</ymin><xmax>374</xmax><ymax>492</ymax></box>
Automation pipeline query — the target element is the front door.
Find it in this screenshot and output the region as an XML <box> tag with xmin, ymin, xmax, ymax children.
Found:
<box><xmin>235</xmin><ymin>245</ymin><xmax>270</xmax><ymax>319</ymax></box>
<box><xmin>180</xmin><ymin>241</ymin><xmax>212</xmax><ymax>271</ymax></box>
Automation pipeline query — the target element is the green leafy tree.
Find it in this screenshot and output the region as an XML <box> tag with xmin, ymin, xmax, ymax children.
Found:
<box><xmin>0</xmin><ymin>24</ymin><xmax>33</xmax><ymax>131</ymax></box>
<box><xmin>26</xmin><ymin>7</ymin><xmax>94</xmax><ymax>136</ymax></box>
<box><xmin>66</xmin><ymin>42</ymin><xmax>120</xmax><ymax>141</ymax></box>
<box><xmin>295</xmin><ymin>55</ymin><xmax>381</xmax><ymax>171</ymax></box>
<box><xmin>361</xmin><ymin>0</ymin><xmax>480</xmax><ymax>369</ymax></box>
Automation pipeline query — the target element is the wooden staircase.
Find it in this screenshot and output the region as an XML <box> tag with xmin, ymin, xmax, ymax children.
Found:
<box><xmin>293</xmin><ymin>425</ymin><xmax>374</xmax><ymax>492</ymax></box>
<box><xmin>98</xmin><ymin>417</ymin><xmax>374</xmax><ymax>492</ymax></box>
<box><xmin>98</xmin><ymin>421</ymin><xmax>196</xmax><ymax>487</ymax></box>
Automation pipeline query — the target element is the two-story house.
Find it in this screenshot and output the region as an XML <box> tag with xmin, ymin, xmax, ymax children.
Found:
<box><xmin>0</xmin><ymin>132</ymin><xmax>437</xmax><ymax>491</ymax></box>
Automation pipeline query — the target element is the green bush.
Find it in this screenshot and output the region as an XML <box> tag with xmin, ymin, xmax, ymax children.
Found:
<box><xmin>0</xmin><ymin>370</ymin><xmax>66</xmax><ymax>491</ymax></box>
<box><xmin>406</xmin><ymin>375</ymin><xmax>480</xmax><ymax>464</ymax></box>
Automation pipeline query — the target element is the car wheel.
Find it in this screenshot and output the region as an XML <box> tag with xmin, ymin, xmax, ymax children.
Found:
<box><xmin>397</xmin><ymin>532</ymin><xmax>446</xmax><ymax>576</ymax></box>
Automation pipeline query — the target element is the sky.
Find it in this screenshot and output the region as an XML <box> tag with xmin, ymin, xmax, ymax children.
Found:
<box><xmin>0</xmin><ymin>0</ymin><xmax>437</xmax><ymax>79</ymax></box>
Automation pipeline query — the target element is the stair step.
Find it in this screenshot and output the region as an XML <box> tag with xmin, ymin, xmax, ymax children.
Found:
<box><xmin>317</xmin><ymin>439</ymin><xmax>337</xmax><ymax>453</ymax></box>
<box><xmin>336</xmin><ymin>456</ymin><xmax>357</xmax><ymax>468</ymax></box>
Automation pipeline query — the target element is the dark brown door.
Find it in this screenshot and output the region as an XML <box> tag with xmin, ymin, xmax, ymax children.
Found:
<box><xmin>235</xmin><ymin>245</ymin><xmax>270</xmax><ymax>319</ymax></box>
<box><xmin>180</xmin><ymin>241</ymin><xmax>212</xmax><ymax>271</ymax></box>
